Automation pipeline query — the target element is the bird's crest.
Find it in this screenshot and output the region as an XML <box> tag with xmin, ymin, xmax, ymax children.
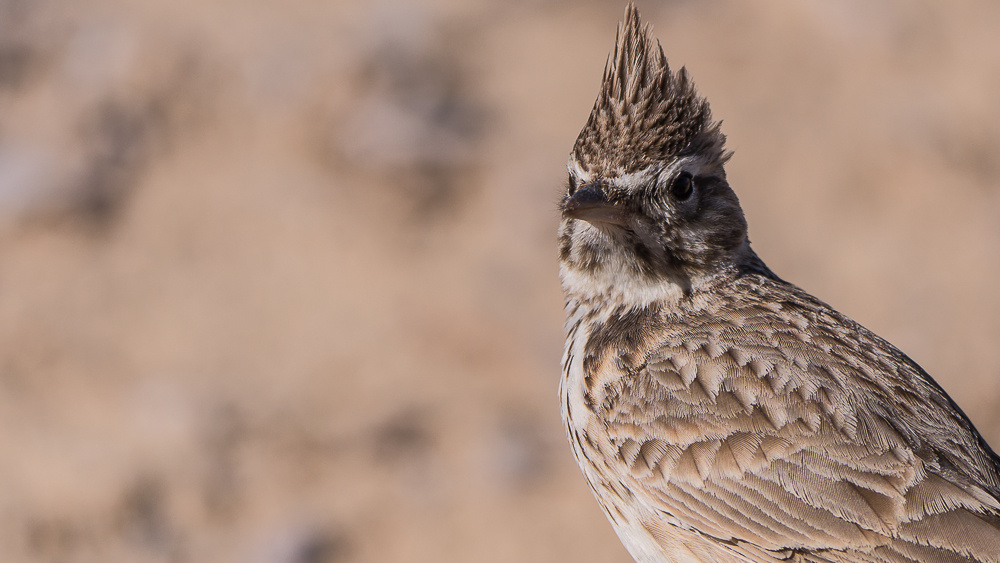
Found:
<box><xmin>571</xmin><ymin>4</ymin><xmax>727</xmax><ymax>177</ymax></box>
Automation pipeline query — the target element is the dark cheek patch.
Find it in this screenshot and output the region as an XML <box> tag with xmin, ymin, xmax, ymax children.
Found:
<box><xmin>631</xmin><ymin>240</ymin><xmax>656</xmax><ymax>276</ymax></box>
<box><xmin>559</xmin><ymin>227</ymin><xmax>573</xmax><ymax>262</ymax></box>
<box><xmin>579</xmin><ymin>241</ymin><xmax>604</xmax><ymax>272</ymax></box>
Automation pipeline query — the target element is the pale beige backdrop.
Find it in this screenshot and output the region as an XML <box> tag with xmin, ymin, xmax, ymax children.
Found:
<box><xmin>1</xmin><ymin>1</ymin><xmax>1000</xmax><ymax>562</ymax></box>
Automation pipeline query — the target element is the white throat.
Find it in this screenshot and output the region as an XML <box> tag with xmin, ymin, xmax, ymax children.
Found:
<box><xmin>559</xmin><ymin>259</ymin><xmax>685</xmax><ymax>310</ymax></box>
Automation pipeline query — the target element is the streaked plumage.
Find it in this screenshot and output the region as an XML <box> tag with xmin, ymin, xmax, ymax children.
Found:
<box><xmin>558</xmin><ymin>5</ymin><xmax>1000</xmax><ymax>562</ymax></box>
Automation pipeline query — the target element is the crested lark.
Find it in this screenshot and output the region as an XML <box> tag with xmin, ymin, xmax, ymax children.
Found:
<box><xmin>559</xmin><ymin>5</ymin><xmax>1000</xmax><ymax>562</ymax></box>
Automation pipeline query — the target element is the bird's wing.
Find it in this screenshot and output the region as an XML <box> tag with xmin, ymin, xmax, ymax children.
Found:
<box><xmin>590</xmin><ymin>288</ymin><xmax>1000</xmax><ymax>562</ymax></box>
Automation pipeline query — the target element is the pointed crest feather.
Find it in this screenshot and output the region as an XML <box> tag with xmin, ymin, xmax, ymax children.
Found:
<box><xmin>571</xmin><ymin>3</ymin><xmax>727</xmax><ymax>176</ymax></box>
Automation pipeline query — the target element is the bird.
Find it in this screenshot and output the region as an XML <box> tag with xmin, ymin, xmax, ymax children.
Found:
<box><xmin>558</xmin><ymin>4</ymin><xmax>1000</xmax><ymax>563</ymax></box>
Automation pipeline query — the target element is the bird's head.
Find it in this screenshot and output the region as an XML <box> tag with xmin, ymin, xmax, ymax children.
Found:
<box><xmin>559</xmin><ymin>4</ymin><xmax>759</xmax><ymax>305</ymax></box>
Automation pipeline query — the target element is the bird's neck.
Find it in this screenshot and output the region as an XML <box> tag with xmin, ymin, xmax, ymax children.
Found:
<box><xmin>559</xmin><ymin>253</ymin><xmax>772</xmax><ymax>322</ymax></box>
<box><xmin>560</xmin><ymin>261</ymin><xmax>688</xmax><ymax>316</ymax></box>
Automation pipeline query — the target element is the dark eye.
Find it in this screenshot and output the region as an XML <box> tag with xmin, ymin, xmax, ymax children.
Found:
<box><xmin>670</xmin><ymin>172</ymin><xmax>694</xmax><ymax>201</ymax></box>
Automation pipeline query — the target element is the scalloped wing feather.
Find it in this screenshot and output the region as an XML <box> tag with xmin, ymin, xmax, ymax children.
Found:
<box><xmin>565</xmin><ymin>276</ymin><xmax>1000</xmax><ymax>562</ymax></box>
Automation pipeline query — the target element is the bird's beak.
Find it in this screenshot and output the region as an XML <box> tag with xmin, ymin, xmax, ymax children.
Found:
<box><xmin>563</xmin><ymin>183</ymin><xmax>629</xmax><ymax>226</ymax></box>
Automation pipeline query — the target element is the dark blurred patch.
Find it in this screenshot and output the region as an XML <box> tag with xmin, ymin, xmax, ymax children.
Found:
<box><xmin>0</xmin><ymin>41</ymin><xmax>35</xmax><ymax>91</ymax></box>
<box><xmin>70</xmin><ymin>54</ymin><xmax>216</xmax><ymax>231</ymax></box>
<box><xmin>8</xmin><ymin>49</ymin><xmax>221</xmax><ymax>234</ymax></box>
<box><xmin>26</xmin><ymin>517</ymin><xmax>95</xmax><ymax>562</ymax></box>
<box><xmin>936</xmin><ymin>126</ymin><xmax>1000</xmax><ymax>189</ymax></box>
<box><xmin>0</xmin><ymin>0</ymin><xmax>43</xmax><ymax>93</ymax></box>
<box><xmin>256</xmin><ymin>409</ymin><xmax>345</xmax><ymax>459</ymax></box>
<box><xmin>72</xmin><ymin>96</ymin><xmax>169</xmax><ymax>227</ymax></box>
<box><xmin>254</xmin><ymin>524</ymin><xmax>353</xmax><ymax>563</ymax></box>
<box><xmin>320</xmin><ymin>17</ymin><xmax>488</xmax><ymax>226</ymax></box>
<box><xmin>115</xmin><ymin>475</ymin><xmax>183</xmax><ymax>560</ymax></box>
<box><xmin>372</xmin><ymin>408</ymin><xmax>434</xmax><ymax>465</ymax></box>
<box><xmin>285</xmin><ymin>528</ymin><xmax>351</xmax><ymax>563</ymax></box>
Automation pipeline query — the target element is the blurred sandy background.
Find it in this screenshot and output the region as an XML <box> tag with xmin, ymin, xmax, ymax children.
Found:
<box><xmin>2</xmin><ymin>1</ymin><xmax>1000</xmax><ymax>562</ymax></box>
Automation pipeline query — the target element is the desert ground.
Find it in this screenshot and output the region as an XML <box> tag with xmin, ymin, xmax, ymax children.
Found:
<box><xmin>2</xmin><ymin>1</ymin><xmax>1000</xmax><ymax>562</ymax></box>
